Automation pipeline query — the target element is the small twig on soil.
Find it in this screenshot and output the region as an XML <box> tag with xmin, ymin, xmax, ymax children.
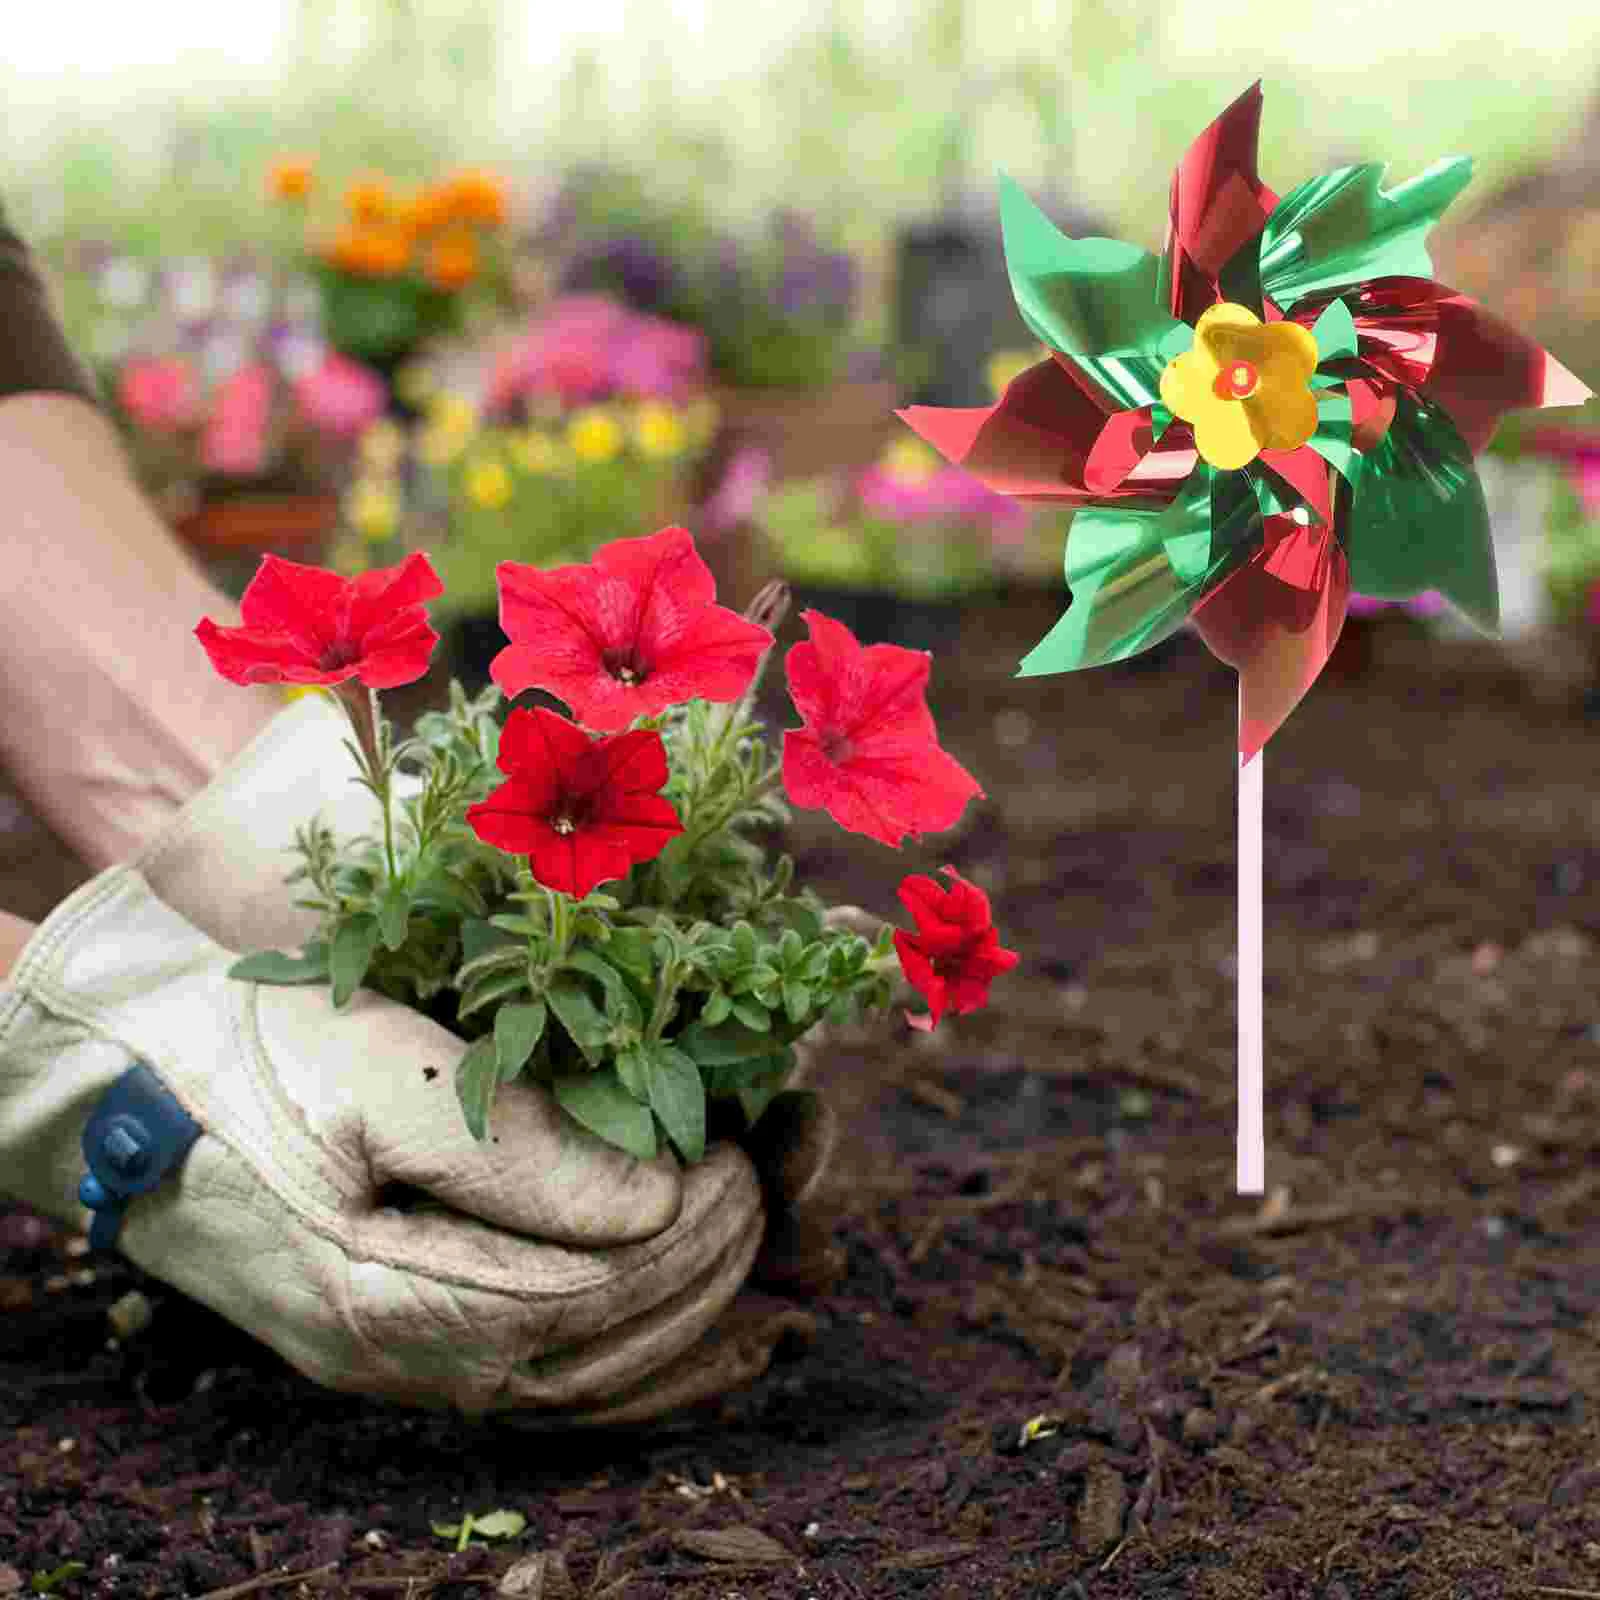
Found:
<box><xmin>1129</xmin><ymin>1419</ymin><xmax>1164</xmax><ymax>1534</ymax></box>
<box><xmin>907</xmin><ymin>1163</ymin><xmax>1040</xmax><ymax>1264</ymax></box>
<box><xmin>193</xmin><ymin>1561</ymin><xmax>340</xmax><ymax>1600</ymax></box>
<box><xmin>1532</xmin><ymin>1588</ymin><xmax>1600</xmax><ymax>1598</ymax></box>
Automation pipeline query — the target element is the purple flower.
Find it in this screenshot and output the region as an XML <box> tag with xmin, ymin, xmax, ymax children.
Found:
<box><xmin>820</xmin><ymin>251</ymin><xmax>857</xmax><ymax>312</ymax></box>
<box><xmin>1346</xmin><ymin>591</ymin><xmax>1447</xmax><ymax>618</ymax></box>
<box><xmin>776</xmin><ymin>263</ymin><xmax>822</xmax><ymax>316</ymax></box>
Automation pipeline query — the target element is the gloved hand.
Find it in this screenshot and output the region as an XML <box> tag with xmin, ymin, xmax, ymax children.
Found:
<box><xmin>0</xmin><ymin>693</ymin><xmax>838</xmax><ymax>1422</ymax></box>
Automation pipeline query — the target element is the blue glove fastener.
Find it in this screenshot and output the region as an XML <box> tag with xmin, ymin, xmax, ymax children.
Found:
<box><xmin>78</xmin><ymin>1062</ymin><xmax>202</xmax><ymax>1252</ymax></box>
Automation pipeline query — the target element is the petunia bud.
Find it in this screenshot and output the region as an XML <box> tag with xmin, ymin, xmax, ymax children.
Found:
<box><xmin>743</xmin><ymin>578</ymin><xmax>791</xmax><ymax>636</ymax></box>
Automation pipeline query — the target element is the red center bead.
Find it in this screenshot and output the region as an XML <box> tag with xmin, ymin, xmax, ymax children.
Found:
<box><xmin>1213</xmin><ymin>360</ymin><xmax>1259</xmax><ymax>401</ymax></box>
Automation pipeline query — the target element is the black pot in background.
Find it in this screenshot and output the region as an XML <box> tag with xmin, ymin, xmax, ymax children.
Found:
<box><xmin>439</xmin><ymin>612</ymin><xmax>504</xmax><ymax>698</ymax></box>
<box><xmin>893</xmin><ymin>220</ymin><xmax>1023</xmax><ymax>407</ymax></box>
<box><xmin>789</xmin><ymin>585</ymin><xmax>967</xmax><ymax>654</ymax></box>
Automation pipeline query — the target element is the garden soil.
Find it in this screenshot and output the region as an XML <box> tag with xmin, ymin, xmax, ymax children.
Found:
<box><xmin>7</xmin><ymin>594</ymin><xmax>1600</xmax><ymax>1600</ymax></box>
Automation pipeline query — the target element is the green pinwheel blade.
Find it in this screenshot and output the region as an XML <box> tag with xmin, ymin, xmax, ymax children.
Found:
<box><xmin>998</xmin><ymin>173</ymin><xmax>1190</xmax><ymax>362</ymax></box>
<box><xmin>1258</xmin><ymin>157</ymin><xmax>1473</xmax><ymax>311</ymax></box>
<box><xmin>1344</xmin><ymin>390</ymin><xmax>1498</xmax><ymax>633</ymax></box>
<box><xmin>1304</xmin><ymin>388</ymin><xmax>1360</xmax><ymax>497</ymax></box>
<box><xmin>1018</xmin><ymin>463</ymin><xmax>1260</xmax><ymax>675</ymax></box>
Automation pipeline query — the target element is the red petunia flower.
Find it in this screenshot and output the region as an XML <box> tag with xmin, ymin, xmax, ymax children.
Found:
<box><xmin>892</xmin><ymin>866</ymin><xmax>1019</xmax><ymax>1032</ymax></box>
<box><xmin>490</xmin><ymin>526</ymin><xmax>773</xmax><ymax>731</ymax></box>
<box><xmin>781</xmin><ymin>611</ymin><xmax>982</xmax><ymax>848</ymax></box>
<box><xmin>195</xmin><ymin>551</ymin><xmax>443</xmax><ymax>689</ymax></box>
<box><xmin>464</xmin><ymin>706</ymin><xmax>683</xmax><ymax>899</ymax></box>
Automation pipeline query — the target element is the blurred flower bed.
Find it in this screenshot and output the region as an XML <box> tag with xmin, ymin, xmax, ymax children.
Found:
<box><xmin>324</xmin><ymin>293</ymin><xmax>720</xmax><ymax>624</ymax></box>
<box><xmin>758</xmin><ymin>433</ymin><xmax>1066</xmax><ymax>604</ymax></box>
<box><xmin>270</xmin><ymin>155</ymin><xmax>513</xmax><ymax>376</ymax></box>
<box><xmin>529</xmin><ymin>170</ymin><xmax>885</xmax><ymax>391</ymax></box>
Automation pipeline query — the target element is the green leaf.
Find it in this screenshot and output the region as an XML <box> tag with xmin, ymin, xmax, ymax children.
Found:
<box><xmin>645</xmin><ymin>1044</ymin><xmax>705</xmax><ymax>1163</ymax></box>
<box><xmin>454</xmin><ymin>1036</ymin><xmax>502</xmax><ymax>1142</ymax></box>
<box><xmin>330</xmin><ymin>915</ymin><xmax>382</xmax><ymax>1008</ymax></box>
<box><xmin>800</xmin><ymin>945</ymin><xmax>830</xmax><ymax>982</ymax></box>
<box><xmin>731</xmin><ymin>997</ymin><xmax>771</xmax><ymax>1032</ymax></box>
<box><xmin>29</xmin><ymin>1562</ymin><xmax>88</xmax><ymax>1595</ymax></box>
<box><xmin>555</xmin><ymin>1065</ymin><xmax>658</xmax><ymax>1160</ymax></box>
<box><xmin>603</xmin><ymin>925</ymin><xmax>657</xmax><ymax>994</ymax></box>
<box><xmin>736</xmin><ymin>1054</ymin><xmax>796</xmax><ymax>1129</ymax></box>
<box><xmin>377</xmin><ymin>878</ymin><xmax>412</xmax><ymax>952</ymax></box>
<box><xmin>615</xmin><ymin>1043</ymin><xmax>651</xmax><ymax>1100</ymax></box>
<box><xmin>702</xmin><ymin>990</ymin><xmax>733</xmax><ymax>1027</ymax></box>
<box><xmin>455</xmin><ymin>944</ymin><xmax>528</xmax><ymax>988</ymax></box>
<box><xmin>1258</xmin><ymin>157</ymin><xmax>1474</xmax><ymax>311</ymax></box>
<box><xmin>547</xmin><ymin>975</ymin><xmax>611</xmax><ymax>1065</ymax></box>
<box><xmin>731</xmin><ymin>921</ymin><xmax>759</xmax><ymax>963</ymax></box>
<box><xmin>493</xmin><ymin>1000</ymin><xmax>547</xmax><ymax>1077</ymax></box>
<box><xmin>562</xmin><ymin>949</ymin><xmax>644</xmax><ymax>1029</ymax></box>
<box><xmin>1343</xmin><ymin>390</ymin><xmax>1498</xmax><ymax>633</ymax></box>
<box><xmin>782</xmin><ymin>981</ymin><xmax>810</xmax><ymax>1024</ymax></box>
<box><xmin>676</xmin><ymin>1015</ymin><xmax>786</xmax><ymax>1065</ymax></box>
<box><xmin>412</xmin><ymin>873</ymin><xmax>486</xmax><ymax>919</ymax></box>
<box><xmin>227</xmin><ymin>946</ymin><xmax>330</xmax><ymax>986</ymax></box>
<box><xmin>458</xmin><ymin>969</ymin><xmax>531</xmax><ymax>1021</ymax></box>
<box><xmin>998</xmin><ymin>172</ymin><xmax>1186</xmax><ymax>361</ymax></box>
<box><xmin>488</xmin><ymin>913</ymin><xmax>544</xmax><ymax>938</ymax></box>
<box><xmin>430</xmin><ymin>1508</ymin><xmax>525</xmax><ymax>1543</ymax></box>
<box><xmin>460</xmin><ymin>917</ymin><xmax>520</xmax><ymax>966</ymax></box>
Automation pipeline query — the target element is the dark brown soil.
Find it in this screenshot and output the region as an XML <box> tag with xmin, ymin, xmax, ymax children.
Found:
<box><xmin>8</xmin><ymin>593</ymin><xmax>1600</xmax><ymax>1600</ymax></box>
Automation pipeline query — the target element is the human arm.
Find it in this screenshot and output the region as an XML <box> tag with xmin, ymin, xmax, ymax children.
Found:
<box><xmin>0</xmin><ymin>202</ymin><xmax>282</xmax><ymax>874</ymax></box>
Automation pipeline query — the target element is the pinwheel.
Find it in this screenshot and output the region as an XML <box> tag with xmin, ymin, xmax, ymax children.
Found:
<box><xmin>898</xmin><ymin>82</ymin><xmax>1594</xmax><ymax>1193</ymax></box>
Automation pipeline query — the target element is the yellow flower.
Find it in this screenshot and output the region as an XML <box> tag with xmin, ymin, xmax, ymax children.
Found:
<box><xmin>509</xmin><ymin>429</ymin><xmax>564</xmax><ymax>474</ymax></box>
<box><xmin>1158</xmin><ymin>303</ymin><xmax>1319</xmax><ymax>472</ymax></box>
<box><xmin>426</xmin><ymin>391</ymin><xmax>477</xmax><ymax>435</ymax></box>
<box><xmin>633</xmin><ymin>401</ymin><xmax>687</xmax><ymax>461</ymax></box>
<box><xmin>419</xmin><ymin>423</ymin><xmax>470</xmax><ymax>467</ymax></box>
<box><xmin>346</xmin><ymin>478</ymin><xmax>402</xmax><ymax>542</ymax></box>
<box><xmin>880</xmin><ymin>435</ymin><xmax>939</xmax><ymax>484</ymax></box>
<box><xmin>986</xmin><ymin>348</ymin><xmax>1041</xmax><ymax>400</ymax></box>
<box><xmin>465</xmin><ymin>458</ymin><xmax>513</xmax><ymax>510</ymax></box>
<box><xmin>566</xmin><ymin>409</ymin><xmax>623</xmax><ymax>466</ymax></box>
<box><xmin>280</xmin><ymin>684</ymin><xmax>325</xmax><ymax>704</ymax></box>
<box><xmin>358</xmin><ymin>418</ymin><xmax>407</xmax><ymax>475</ymax></box>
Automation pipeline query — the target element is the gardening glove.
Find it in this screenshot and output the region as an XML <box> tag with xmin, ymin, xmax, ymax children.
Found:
<box><xmin>0</xmin><ymin>862</ymin><xmax>781</xmax><ymax>1419</ymax></box>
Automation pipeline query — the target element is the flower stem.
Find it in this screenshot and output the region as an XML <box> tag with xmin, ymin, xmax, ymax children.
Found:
<box><xmin>336</xmin><ymin>683</ymin><xmax>398</xmax><ymax>883</ymax></box>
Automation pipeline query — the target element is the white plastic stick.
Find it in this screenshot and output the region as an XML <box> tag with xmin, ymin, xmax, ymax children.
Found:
<box><xmin>1237</xmin><ymin>696</ymin><xmax>1265</xmax><ymax>1195</ymax></box>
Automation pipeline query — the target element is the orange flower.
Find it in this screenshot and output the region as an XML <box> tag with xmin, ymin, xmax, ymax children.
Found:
<box><xmin>323</xmin><ymin>224</ymin><xmax>412</xmax><ymax>279</ymax></box>
<box><xmin>425</xmin><ymin>230</ymin><xmax>479</xmax><ymax>291</ymax></box>
<box><xmin>442</xmin><ymin>167</ymin><xmax>507</xmax><ymax>227</ymax></box>
<box><xmin>344</xmin><ymin>175</ymin><xmax>392</xmax><ymax>226</ymax></box>
<box><xmin>266</xmin><ymin>155</ymin><xmax>314</xmax><ymax>202</ymax></box>
<box><xmin>404</xmin><ymin>185</ymin><xmax>458</xmax><ymax>235</ymax></box>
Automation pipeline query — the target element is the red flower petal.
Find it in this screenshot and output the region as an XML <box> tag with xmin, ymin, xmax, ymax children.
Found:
<box><xmin>200</xmin><ymin>551</ymin><xmax>441</xmax><ymax>689</ymax></box>
<box><xmin>492</xmin><ymin>528</ymin><xmax>770</xmax><ymax>729</ymax></box>
<box><xmin>785</xmin><ymin>612</ymin><xmax>937</xmax><ymax>746</ymax></box>
<box><xmin>892</xmin><ymin>867</ymin><xmax>1019</xmax><ymax>1030</ymax></box>
<box><xmin>781</xmin><ymin>613</ymin><xmax>982</xmax><ymax>847</ymax></box>
<box><xmin>465</xmin><ymin>707</ymin><xmax>682</xmax><ymax>898</ymax></box>
<box><xmin>497</xmin><ymin>704</ymin><xmax>595</xmax><ymax>776</ymax></box>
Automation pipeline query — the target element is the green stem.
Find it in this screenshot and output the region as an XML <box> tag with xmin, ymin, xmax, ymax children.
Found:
<box><xmin>645</xmin><ymin>953</ymin><xmax>683</xmax><ymax>1044</ymax></box>
<box><xmin>336</xmin><ymin>683</ymin><xmax>398</xmax><ymax>883</ymax></box>
<box><xmin>679</xmin><ymin>766</ymin><xmax>784</xmax><ymax>861</ymax></box>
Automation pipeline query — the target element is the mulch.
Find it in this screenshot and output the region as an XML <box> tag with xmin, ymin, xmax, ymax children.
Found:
<box><xmin>6</xmin><ymin>592</ymin><xmax>1600</xmax><ymax>1599</ymax></box>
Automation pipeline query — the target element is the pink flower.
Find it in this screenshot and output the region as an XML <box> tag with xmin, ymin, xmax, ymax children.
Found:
<box><xmin>118</xmin><ymin>357</ymin><xmax>204</xmax><ymax>430</ymax></box>
<box><xmin>294</xmin><ymin>352</ymin><xmax>387</xmax><ymax>439</ymax></box>
<box><xmin>200</xmin><ymin>364</ymin><xmax>274</xmax><ymax>477</ymax></box>
<box><xmin>1578</xmin><ymin>456</ymin><xmax>1600</xmax><ymax>519</ymax></box>
<box><xmin>702</xmin><ymin>446</ymin><xmax>772</xmax><ymax>533</ymax></box>
<box><xmin>486</xmin><ymin>295</ymin><xmax>708</xmax><ymax>413</ymax></box>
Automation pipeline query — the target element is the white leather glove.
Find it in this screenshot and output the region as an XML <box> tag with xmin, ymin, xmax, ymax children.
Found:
<box><xmin>0</xmin><ymin>695</ymin><xmax>837</xmax><ymax>1422</ymax></box>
